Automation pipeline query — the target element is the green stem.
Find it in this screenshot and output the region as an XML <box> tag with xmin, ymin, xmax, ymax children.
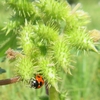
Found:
<box><xmin>49</xmin><ymin>86</ymin><xmax>60</xmax><ymax>100</ymax></box>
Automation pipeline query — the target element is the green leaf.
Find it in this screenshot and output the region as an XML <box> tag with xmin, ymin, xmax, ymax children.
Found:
<box><xmin>39</xmin><ymin>95</ymin><xmax>49</xmax><ymax>100</ymax></box>
<box><xmin>0</xmin><ymin>32</ymin><xmax>17</xmax><ymax>57</ymax></box>
<box><xmin>0</xmin><ymin>67</ymin><xmax>6</xmax><ymax>74</ymax></box>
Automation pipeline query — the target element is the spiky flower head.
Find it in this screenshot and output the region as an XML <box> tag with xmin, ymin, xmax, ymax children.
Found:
<box><xmin>67</xmin><ymin>28</ymin><xmax>98</xmax><ymax>52</ymax></box>
<box><xmin>37</xmin><ymin>0</ymin><xmax>70</xmax><ymax>21</ymax></box>
<box><xmin>50</xmin><ymin>35</ymin><xmax>71</xmax><ymax>73</ymax></box>
<box><xmin>39</xmin><ymin>57</ymin><xmax>59</xmax><ymax>91</ymax></box>
<box><xmin>18</xmin><ymin>21</ymin><xmax>34</xmax><ymax>55</ymax></box>
<box><xmin>16</xmin><ymin>57</ymin><xmax>34</xmax><ymax>82</ymax></box>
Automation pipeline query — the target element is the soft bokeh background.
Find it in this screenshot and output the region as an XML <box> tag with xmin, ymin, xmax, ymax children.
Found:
<box><xmin>0</xmin><ymin>0</ymin><xmax>100</xmax><ymax>100</ymax></box>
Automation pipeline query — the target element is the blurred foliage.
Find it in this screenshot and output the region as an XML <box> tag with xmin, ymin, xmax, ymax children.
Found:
<box><xmin>0</xmin><ymin>0</ymin><xmax>100</xmax><ymax>100</ymax></box>
<box><xmin>66</xmin><ymin>1</ymin><xmax>100</xmax><ymax>100</ymax></box>
<box><xmin>67</xmin><ymin>0</ymin><xmax>79</xmax><ymax>4</ymax></box>
<box><xmin>79</xmin><ymin>0</ymin><xmax>100</xmax><ymax>30</ymax></box>
<box><xmin>0</xmin><ymin>1</ymin><xmax>17</xmax><ymax>58</ymax></box>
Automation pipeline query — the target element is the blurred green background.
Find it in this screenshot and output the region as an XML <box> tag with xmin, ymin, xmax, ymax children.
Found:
<box><xmin>0</xmin><ymin>0</ymin><xmax>100</xmax><ymax>100</ymax></box>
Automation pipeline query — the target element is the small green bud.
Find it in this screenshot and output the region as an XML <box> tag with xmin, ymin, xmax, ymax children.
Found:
<box><xmin>39</xmin><ymin>57</ymin><xmax>59</xmax><ymax>89</ymax></box>
<box><xmin>33</xmin><ymin>24</ymin><xmax>58</xmax><ymax>43</ymax></box>
<box><xmin>37</xmin><ymin>0</ymin><xmax>70</xmax><ymax>21</ymax></box>
<box><xmin>50</xmin><ymin>35</ymin><xmax>71</xmax><ymax>73</ymax></box>
<box><xmin>16</xmin><ymin>56</ymin><xmax>34</xmax><ymax>82</ymax></box>
<box><xmin>18</xmin><ymin>22</ymin><xmax>34</xmax><ymax>55</ymax></box>
<box><xmin>8</xmin><ymin>0</ymin><xmax>35</xmax><ymax>18</ymax></box>
<box><xmin>3</xmin><ymin>21</ymin><xmax>20</xmax><ymax>35</ymax></box>
<box><xmin>68</xmin><ymin>29</ymin><xmax>98</xmax><ymax>52</ymax></box>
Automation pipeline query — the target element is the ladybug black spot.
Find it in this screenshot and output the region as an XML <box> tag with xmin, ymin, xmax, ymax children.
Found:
<box><xmin>37</xmin><ymin>75</ymin><xmax>41</xmax><ymax>78</ymax></box>
<box><xmin>40</xmin><ymin>81</ymin><xmax>43</xmax><ymax>86</ymax></box>
<box><xmin>42</xmin><ymin>77</ymin><xmax>44</xmax><ymax>80</ymax></box>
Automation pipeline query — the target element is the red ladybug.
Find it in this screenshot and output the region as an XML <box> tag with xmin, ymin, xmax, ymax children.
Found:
<box><xmin>30</xmin><ymin>75</ymin><xmax>44</xmax><ymax>89</ymax></box>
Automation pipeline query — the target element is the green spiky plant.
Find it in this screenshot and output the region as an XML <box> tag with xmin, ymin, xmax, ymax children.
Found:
<box><xmin>1</xmin><ymin>0</ymin><xmax>99</xmax><ymax>100</ymax></box>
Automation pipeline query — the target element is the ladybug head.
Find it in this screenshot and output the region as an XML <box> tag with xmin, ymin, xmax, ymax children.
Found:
<box><xmin>30</xmin><ymin>79</ymin><xmax>39</xmax><ymax>89</ymax></box>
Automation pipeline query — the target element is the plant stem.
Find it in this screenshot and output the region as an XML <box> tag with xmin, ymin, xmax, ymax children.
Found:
<box><xmin>45</xmin><ymin>81</ymin><xmax>49</xmax><ymax>95</ymax></box>
<box><xmin>0</xmin><ymin>76</ymin><xmax>20</xmax><ymax>86</ymax></box>
<box><xmin>49</xmin><ymin>86</ymin><xmax>60</xmax><ymax>100</ymax></box>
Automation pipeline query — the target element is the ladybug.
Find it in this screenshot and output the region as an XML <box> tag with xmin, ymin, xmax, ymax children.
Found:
<box><xmin>30</xmin><ymin>75</ymin><xmax>44</xmax><ymax>89</ymax></box>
